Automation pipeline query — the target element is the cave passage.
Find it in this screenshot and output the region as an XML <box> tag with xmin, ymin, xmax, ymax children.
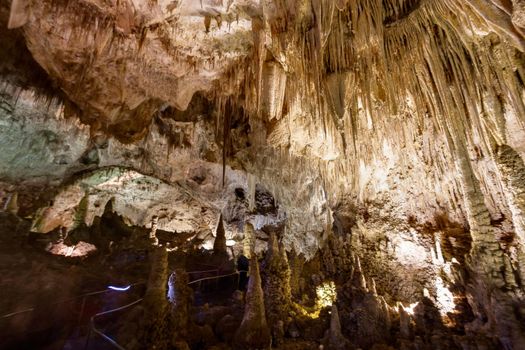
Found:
<box><xmin>1</xmin><ymin>0</ymin><xmax>525</xmax><ymax>349</ymax></box>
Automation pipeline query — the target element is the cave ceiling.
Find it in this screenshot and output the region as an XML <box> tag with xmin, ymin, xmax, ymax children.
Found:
<box><xmin>4</xmin><ymin>0</ymin><xmax>522</xmax><ymax>141</ymax></box>
<box><xmin>0</xmin><ymin>0</ymin><xmax>524</xmax><ymax>257</ymax></box>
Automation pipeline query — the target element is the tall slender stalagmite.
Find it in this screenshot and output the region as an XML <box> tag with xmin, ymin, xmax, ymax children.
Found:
<box><xmin>4</xmin><ymin>192</ymin><xmax>18</xmax><ymax>215</ymax></box>
<box><xmin>233</xmin><ymin>255</ymin><xmax>271</xmax><ymax>350</ymax></box>
<box><xmin>263</xmin><ymin>233</ymin><xmax>292</xmax><ymax>346</ymax></box>
<box><xmin>141</xmin><ymin>246</ymin><xmax>170</xmax><ymax>350</ymax></box>
<box><xmin>322</xmin><ymin>304</ymin><xmax>352</xmax><ymax>350</ymax></box>
<box><xmin>213</xmin><ymin>213</ymin><xmax>227</xmax><ymax>256</ymax></box>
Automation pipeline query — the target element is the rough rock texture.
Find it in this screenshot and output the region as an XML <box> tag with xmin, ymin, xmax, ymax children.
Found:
<box><xmin>18</xmin><ymin>0</ymin><xmax>257</xmax><ymax>143</ymax></box>
<box><xmin>262</xmin><ymin>233</ymin><xmax>292</xmax><ymax>346</ymax></box>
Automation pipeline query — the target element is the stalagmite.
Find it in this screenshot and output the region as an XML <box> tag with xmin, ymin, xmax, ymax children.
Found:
<box><xmin>233</xmin><ymin>255</ymin><xmax>271</xmax><ymax>350</ymax></box>
<box><xmin>213</xmin><ymin>213</ymin><xmax>227</xmax><ymax>256</ymax></box>
<box><xmin>353</xmin><ymin>256</ymin><xmax>367</xmax><ymax>291</ymax></box>
<box><xmin>8</xmin><ymin>0</ymin><xmax>29</xmax><ymax>29</ymax></box>
<box><xmin>262</xmin><ymin>233</ymin><xmax>292</xmax><ymax>346</ymax></box>
<box><xmin>398</xmin><ymin>304</ymin><xmax>412</xmax><ymax>339</ymax></box>
<box><xmin>149</xmin><ymin>215</ymin><xmax>159</xmax><ymax>246</ymax></box>
<box><xmin>4</xmin><ymin>192</ymin><xmax>19</xmax><ymax>216</ymax></box>
<box><xmin>369</xmin><ymin>278</ymin><xmax>377</xmax><ymax>296</ymax></box>
<box><xmin>243</xmin><ymin>222</ymin><xmax>256</xmax><ymax>258</ymax></box>
<box><xmin>140</xmin><ymin>246</ymin><xmax>170</xmax><ymax>350</ymax></box>
<box><xmin>144</xmin><ymin>246</ymin><xmax>169</xmax><ymax>318</ymax></box>
<box><xmin>322</xmin><ymin>304</ymin><xmax>352</xmax><ymax>350</ymax></box>
<box><xmin>169</xmin><ymin>269</ymin><xmax>192</xmax><ymax>345</ymax></box>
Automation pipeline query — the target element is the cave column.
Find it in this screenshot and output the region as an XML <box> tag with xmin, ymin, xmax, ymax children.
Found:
<box><xmin>453</xmin><ymin>136</ymin><xmax>525</xmax><ymax>346</ymax></box>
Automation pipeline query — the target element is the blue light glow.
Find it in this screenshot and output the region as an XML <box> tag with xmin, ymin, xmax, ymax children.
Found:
<box><xmin>108</xmin><ymin>285</ymin><xmax>131</xmax><ymax>291</ymax></box>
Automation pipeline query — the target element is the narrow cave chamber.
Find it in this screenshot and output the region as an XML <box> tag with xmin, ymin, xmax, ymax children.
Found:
<box><xmin>1</xmin><ymin>0</ymin><xmax>525</xmax><ymax>349</ymax></box>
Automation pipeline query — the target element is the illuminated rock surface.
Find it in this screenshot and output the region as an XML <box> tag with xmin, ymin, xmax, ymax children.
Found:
<box><xmin>1</xmin><ymin>0</ymin><xmax>525</xmax><ymax>349</ymax></box>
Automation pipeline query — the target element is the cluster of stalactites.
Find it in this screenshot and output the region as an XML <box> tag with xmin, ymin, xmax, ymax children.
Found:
<box><xmin>213</xmin><ymin>0</ymin><xmax>525</xmax><ymax>250</ymax></box>
<box><xmin>216</xmin><ymin>0</ymin><xmax>524</xmax><ymax>153</ymax></box>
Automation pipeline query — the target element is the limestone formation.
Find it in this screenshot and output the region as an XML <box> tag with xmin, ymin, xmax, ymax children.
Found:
<box><xmin>262</xmin><ymin>233</ymin><xmax>292</xmax><ymax>346</ymax></box>
<box><xmin>169</xmin><ymin>269</ymin><xmax>193</xmax><ymax>346</ymax></box>
<box><xmin>143</xmin><ymin>247</ymin><xmax>170</xmax><ymax>347</ymax></box>
<box><xmin>288</xmin><ymin>250</ymin><xmax>306</xmax><ymax>298</ymax></box>
<box><xmin>1</xmin><ymin>0</ymin><xmax>525</xmax><ymax>348</ymax></box>
<box><xmin>243</xmin><ymin>222</ymin><xmax>256</xmax><ymax>258</ymax></box>
<box><xmin>398</xmin><ymin>304</ymin><xmax>413</xmax><ymax>340</ymax></box>
<box><xmin>150</xmin><ymin>215</ymin><xmax>159</xmax><ymax>246</ymax></box>
<box><xmin>213</xmin><ymin>213</ymin><xmax>228</xmax><ymax>257</ymax></box>
<box><xmin>4</xmin><ymin>192</ymin><xmax>18</xmax><ymax>215</ymax></box>
<box><xmin>233</xmin><ymin>255</ymin><xmax>271</xmax><ymax>350</ymax></box>
<box><xmin>322</xmin><ymin>304</ymin><xmax>353</xmax><ymax>350</ymax></box>
<box><xmin>144</xmin><ymin>247</ymin><xmax>169</xmax><ymax>315</ymax></box>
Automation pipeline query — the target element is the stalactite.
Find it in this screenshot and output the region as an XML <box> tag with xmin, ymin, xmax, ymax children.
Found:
<box><xmin>149</xmin><ymin>215</ymin><xmax>159</xmax><ymax>245</ymax></box>
<box><xmin>247</xmin><ymin>174</ymin><xmax>256</xmax><ymax>212</ymax></box>
<box><xmin>8</xmin><ymin>0</ymin><xmax>30</xmax><ymax>29</ymax></box>
<box><xmin>222</xmin><ymin>99</ymin><xmax>232</xmax><ymax>187</ymax></box>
